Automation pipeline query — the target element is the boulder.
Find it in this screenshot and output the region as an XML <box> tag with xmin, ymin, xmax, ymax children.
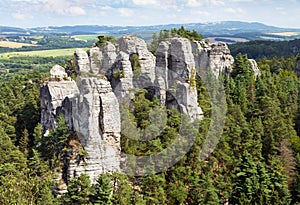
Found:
<box><xmin>50</xmin><ymin>64</ymin><xmax>68</xmax><ymax>79</ymax></box>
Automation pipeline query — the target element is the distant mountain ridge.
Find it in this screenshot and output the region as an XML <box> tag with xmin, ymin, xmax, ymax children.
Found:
<box><xmin>1</xmin><ymin>21</ymin><xmax>300</xmax><ymax>41</ymax></box>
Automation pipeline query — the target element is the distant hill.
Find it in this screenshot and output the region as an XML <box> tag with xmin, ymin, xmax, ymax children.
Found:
<box><xmin>0</xmin><ymin>26</ymin><xmax>28</xmax><ymax>35</ymax></box>
<box><xmin>1</xmin><ymin>21</ymin><xmax>300</xmax><ymax>42</ymax></box>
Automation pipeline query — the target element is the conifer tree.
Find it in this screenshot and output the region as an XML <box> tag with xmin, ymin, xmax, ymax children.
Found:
<box><xmin>90</xmin><ymin>173</ymin><xmax>113</xmax><ymax>205</ymax></box>
<box><xmin>63</xmin><ymin>174</ymin><xmax>91</xmax><ymax>205</ymax></box>
<box><xmin>19</xmin><ymin>128</ymin><xmax>29</xmax><ymax>157</ymax></box>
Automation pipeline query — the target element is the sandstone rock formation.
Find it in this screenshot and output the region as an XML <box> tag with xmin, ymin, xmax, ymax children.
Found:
<box><xmin>249</xmin><ymin>59</ymin><xmax>261</xmax><ymax>78</ymax></box>
<box><xmin>41</xmin><ymin>35</ymin><xmax>251</xmax><ymax>186</ymax></box>
<box><xmin>41</xmin><ymin>67</ymin><xmax>79</xmax><ymax>133</ymax></box>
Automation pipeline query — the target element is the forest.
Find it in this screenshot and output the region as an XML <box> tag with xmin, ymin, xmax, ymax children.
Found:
<box><xmin>229</xmin><ymin>39</ymin><xmax>300</xmax><ymax>59</ymax></box>
<box><xmin>0</xmin><ymin>29</ymin><xmax>300</xmax><ymax>204</ymax></box>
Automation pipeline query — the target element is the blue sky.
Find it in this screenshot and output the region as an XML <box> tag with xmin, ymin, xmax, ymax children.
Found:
<box><xmin>1</xmin><ymin>0</ymin><xmax>300</xmax><ymax>28</ymax></box>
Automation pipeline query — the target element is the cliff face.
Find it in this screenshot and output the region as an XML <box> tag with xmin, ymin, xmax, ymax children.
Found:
<box><xmin>40</xmin><ymin>35</ymin><xmax>236</xmax><ymax>184</ymax></box>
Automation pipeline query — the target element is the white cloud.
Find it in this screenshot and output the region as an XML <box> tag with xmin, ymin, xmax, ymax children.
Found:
<box><xmin>10</xmin><ymin>0</ymin><xmax>86</xmax><ymax>16</ymax></box>
<box><xmin>132</xmin><ymin>0</ymin><xmax>179</xmax><ymax>10</ymax></box>
<box><xmin>117</xmin><ymin>8</ymin><xmax>134</xmax><ymax>17</ymax></box>
<box><xmin>229</xmin><ymin>0</ymin><xmax>252</xmax><ymax>2</ymax></box>
<box><xmin>187</xmin><ymin>0</ymin><xmax>202</xmax><ymax>7</ymax></box>
<box><xmin>11</xmin><ymin>0</ymin><xmax>48</xmax><ymax>3</ymax></box>
<box><xmin>100</xmin><ymin>6</ymin><xmax>114</xmax><ymax>10</ymax></box>
<box><xmin>210</xmin><ymin>0</ymin><xmax>224</xmax><ymax>6</ymax></box>
<box><xmin>191</xmin><ymin>10</ymin><xmax>211</xmax><ymax>17</ymax></box>
<box><xmin>65</xmin><ymin>6</ymin><xmax>86</xmax><ymax>16</ymax></box>
<box><xmin>224</xmin><ymin>7</ymin><xmax>243</xmax><ymax>13</ymax></box>
<box><xmin>11</xmin><ymin>12</ymin><xmax>26</xmax><ymax>20</ymax></box>
<box><xmin>132</xmin><ymin>0</ymin><xmax>158</xmax><ymax>6</ymax></box>
<box><xmin>186</xmin><ymin>0</ymin><xmax>224</xmax><ymax>7</ymax></box>
<box><xmin>43</xmin><ymin>0</ymin><xmax>69</xmax><ymax>14</ymax></box>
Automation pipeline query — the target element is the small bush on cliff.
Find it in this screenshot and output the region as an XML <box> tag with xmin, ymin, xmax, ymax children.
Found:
<box><xmin>129</xmin><ymin>53</ymin><xmax>142</xmax><ymax>78</ymax></box>
<box><xmin>96</xmin><ymin>35</ymin><xmax>115</xmax><ymax>48</ymax></box>
<box><xmin>171</xmin><ymin>26</ymin><xmax>203</xmax><ymax>41</ymax></box>
<box><xmin>148</xmin><ymin>26</ymin><xmax>203</xmax><ymax>53</ymax></box>
<box><xmin>113</xmin><ymin>68</ymin><xmax>125</xmax><ymax>79</ymax></box>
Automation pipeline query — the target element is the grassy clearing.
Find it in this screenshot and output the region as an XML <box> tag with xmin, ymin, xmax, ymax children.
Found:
<box><xmin>0</xmin><ymin>41</ymin><xmax>37</xmax><ymax>48</ymax></box>
<box><xmin>0</xmin><ymin>48</ymin><xmax>89</xmax><ymax>58</ymax></box>
<box><xmin>72</xmin><ymin>35</ymin><xmax>98</xmax><ymax>41</ymax></box>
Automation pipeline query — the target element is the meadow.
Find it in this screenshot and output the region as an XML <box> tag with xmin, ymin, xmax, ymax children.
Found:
<box><xmin>0</xmin><ymin>47</ymin><xmax>88</xmax><ymax>59</ymax></box>
<box><xmin>0</xmin><ymin>41</ymin><xmax>37</xmax><ymax>48</ymax></box>
<box><xmin>72</xmin><ymin>35</ymin><xmax>98</xmax><ymax>41</ymax></box>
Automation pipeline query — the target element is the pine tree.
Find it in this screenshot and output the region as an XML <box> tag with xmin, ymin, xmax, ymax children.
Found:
<box><xmin>268</xmin><ymin>157</ymin><xmax>291</xmax><ymax>204</ymax></box>
<box><xmin>63</xmin><ymin>174</ymin><xmax>92</xmax><ymax>205</ymax></box>
<box><xmin>19</xmin><ymin>128</ymin><xmax>29</xmax><ymax>157</ymax></box>
<box><xmin>111</xmin><ymin>173</ymin><xmax>132</xmax><ymax>205</ymax></box>
<box><xmin>230</xmin><ymin>151</ymin><xmax>260</xmax><ymax>204</ymax></box>
<box><xmin>90</xmin><ymin>173</ymin><xmax>113</xmax><ymax>205</ymax></box>
<box><xmin>33</xmin><ymin>123</ymin><xmax>43</xmax><ymax>147</ymax></box>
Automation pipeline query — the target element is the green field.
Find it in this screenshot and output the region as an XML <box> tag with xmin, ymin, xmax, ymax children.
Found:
<box><xmin>72</xmin><ymin>35</ymin><xmax>98</xmax><ymax>41</ymax></box>
<box><xmin>0</xmin><ymin>48</ymin><xmax>89</xmax><ymax>58</ymax></box>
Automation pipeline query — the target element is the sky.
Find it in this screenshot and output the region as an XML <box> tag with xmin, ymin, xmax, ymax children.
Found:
<box><xmin>1</xmin><ymin>0</ymin><xmax>300</xmax><ymax>28</ymax></box>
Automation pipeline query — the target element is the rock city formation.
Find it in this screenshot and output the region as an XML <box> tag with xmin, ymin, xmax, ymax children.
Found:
<box><xmin>40</xmin><ymin>35</ymin><xmax>253</xmax><ymax>186</ymax></box>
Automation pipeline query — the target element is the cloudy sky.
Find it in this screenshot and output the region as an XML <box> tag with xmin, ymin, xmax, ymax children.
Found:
<box><xmin>1</xmin><ymin>0</ymin><xmax>299</xmax><ymax>28</ymax></box>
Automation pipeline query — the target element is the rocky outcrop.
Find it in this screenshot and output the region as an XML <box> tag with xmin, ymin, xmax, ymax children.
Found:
<box><xmin>155</xmin><ymin>38</ymin><xmax>203</xmax><ymax>121</ymax></box>
<box><xmin>154</xmin><ymin>38</ymin><xmax>234</xmax><ymax>121</ymax></box>
<box><xmin>70</xmin><ymin>78</ymin><xmax>120</xmax><ymax>181</ymax></box>
<box><xmin>41</xmin><ymin>66</ymin><xmax>79</xmax><ymax>133</ymax></box>
<box><xmin>74</xmin><ymin>49</ymin><xmax>90</xmax><ymax>73</ymax></box>
<box><xmin>41</xmin><ymin>34</ymin><xmax>239</xmax><ymax>187</ymax></box>
<box><xmin>41</xmin><ymin>68</ymin><xmax>120</xmax><ymax>184</ymax></box>
<box><xmin>249</xmin><ymin>59</ymin><xmax>261</xmax><ymax>78</ymax></box>
<box><xmin>207</xmin><ymin>42</ymin><xmax>234</xmax><ymax>77</ymax></box>
<box><xmin>191</xmin><ymin>41</ymin><xmax>234</xmax><ymax>78</ymax></box>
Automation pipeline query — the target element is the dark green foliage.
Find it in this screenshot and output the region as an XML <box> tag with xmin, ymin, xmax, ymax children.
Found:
<box><xmin>62</xmin><ymin>174</ymin><xmax>91</xmax><ymax>205</ymax></box>
<box><xmin>231</xmin><ymin>53</ymin><xmax>253</xmax><ymax>80</ymax></box>
<box><xmin>230</xmin><ymin>151</ymin><xmax>290</xmax><ymax>204</ymax></box>
<box><xmin>129</xmin><ymin>53</ymin><xmax>142</xmax><ymax>78</ymax></box>
<box><xmin>39</xmin><ymin>114</ymin><xmax>70</xmax><ymax>166</ymax></box>
<box><xmin>1</xmin><ymin>55</ymin><xmax>69</xmax><ymax>73</ymax></box>
<box><xmin>113</xmin><ymin>68</ymin><xmax>125</xmax><ymax>79</ymax></box>
<box><xmin>110</xmin><ymin>173</ymin><xmax>132</xmax><ymax>205</ymax></box>
<box><xmin>170</xmin><ymin>26</ymin><xmax>203</xmax><ymax>41</ymax></box>
<box><xmin>229</xmin><ymin>39</ymin><xmax>300</xmax><ymax>59</ymax></box>
<box><xmin>148</xmin><ymin>27</ymin><xmax>203</xmax><ymax>53</ymax></box>
<box><xmin>90</xmin><ymin>174</ymin><xmax>113</xmax><ymax>205</ymax></box>
<box><xmin>95</xmin><ymin>35</ymin><xmax>115</xmax><ymax>48</ymax></box>
<box><xmin>19</xmin><ymin>128</ymin><xmax>29</xmax><ymax>157</ymax></box>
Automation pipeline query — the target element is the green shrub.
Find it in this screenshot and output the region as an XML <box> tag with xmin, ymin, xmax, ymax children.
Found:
<box><xmin>130</xmin><ymin>53</ymin><xmax>141</xmax><ymax>78</ymax></box>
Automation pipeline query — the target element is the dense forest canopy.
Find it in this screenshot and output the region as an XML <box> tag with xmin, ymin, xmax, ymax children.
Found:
<box><xmin>229</xmin><ymin>38</ymin><xmax>300</xmax><ymax>59</ymax></box>
<box><xmin>0</xmin><ymin>29</ymin><xmax>300</xmax><ymax>204</ymax></box>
